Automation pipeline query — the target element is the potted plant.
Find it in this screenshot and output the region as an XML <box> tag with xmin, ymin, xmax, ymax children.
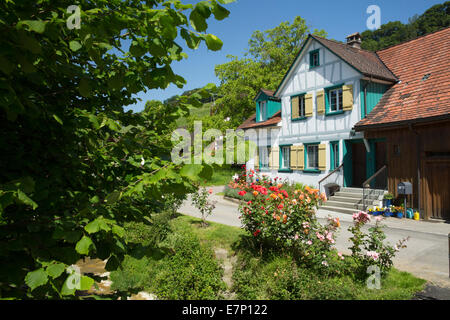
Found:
<box><xmin>383</xmin><ymin>193</ymin><xmax>394</xmax><ymax>207</ymax></box>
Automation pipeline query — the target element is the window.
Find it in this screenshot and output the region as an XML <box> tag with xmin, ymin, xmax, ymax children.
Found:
<box><xmin>280</xmin><ymin>146</ymin><xmax>290</xmax><ymax>170</ymax></box>
<box><xmin>306</xmin><ymin>144</ymin><xmax>319</xmax><ymax>170</ymax></box>
<box><xmin>260</xmin><ymin>146</ymin><xmax>270</xmax><ymax>169</ymax></box>
<box><xmin>328</xmin><ymin>87</ymin><xmax>343</xmax><ymax>112</ymax></box>
<box><xmin>291</xmin><ymin>94</ymin><xmax>306</xmax><ymax>119</ymax></box>
<box><xmin>309</xmin><ymin>50</ymin><xmax>320</xmax><ymax>68</ymax></box>
<box><xmin>259</xmin><ymin>101</ymin><xmax>267</xmax><ymax>121</ymax></box>
<box><xmin>330</xmin><ymin>141</ymin><xmax>339</xmax><ymax>170</ymax></box>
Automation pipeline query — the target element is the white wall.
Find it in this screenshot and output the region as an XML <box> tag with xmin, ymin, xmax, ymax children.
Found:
<box><xmin>246</xmin><ymin>38</ymin><xmax>367</xmax><ymax>188</ymax></box>
<box><xmin>278</xmin><ymin>39</ymin><xmax>362</xmax><ymax>142</ymax></box>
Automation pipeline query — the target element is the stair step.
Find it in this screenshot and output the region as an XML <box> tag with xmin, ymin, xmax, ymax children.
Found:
<box><xmin>340</xmin><ymin>187</ymin><xmax>386</xmax><ymax>195</ymax></box>
<box><xmin>334</xmin><ymin>191</ymin><xmax>382</xmax><ymax>200</ymax></box>
<box><xmin>330</xmin><ymin>196</ymin><xmax>380</xmax><ymax>205</ymax></box>
<box><xmin>319</xmin><ymin>205</ymin><xmax>359</xmax><ymax>215</ymax></box>
<box><xmin>324</xmin><ymin>200</ymin><xmax>367</xmax><ymax>210</ymax></box>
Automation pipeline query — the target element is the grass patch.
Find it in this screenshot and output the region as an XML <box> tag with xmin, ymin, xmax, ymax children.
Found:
<box><xmin>170</xmin><ymin>214</ymin><xmax>245</xmax><ymax>252</ymax></box>
<box><xmin>200</xmin><ymin>165</ymin><xmax>237</xmax><ymax>186</ymax></box>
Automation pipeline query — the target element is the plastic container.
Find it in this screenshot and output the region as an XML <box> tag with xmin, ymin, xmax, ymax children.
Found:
<box><xmin>397</xmin><ymin>212</ymin><xmax>403</xmax><ymax>219</ymax></box>
<box><xmin>414</xmin><ymin>211</ymin><xmax>420</xmax><ymax>220</ymax></box>
<box><xmin>406</xmin><ymin>208</ymin><xmax>414</xmax><ymax>219</ymax></box>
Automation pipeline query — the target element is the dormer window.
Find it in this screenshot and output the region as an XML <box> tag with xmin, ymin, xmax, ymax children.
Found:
<box><xmin>309</xmin><ymin>49</ymin><xmax>320</xmax><ymax>68</ymax></box>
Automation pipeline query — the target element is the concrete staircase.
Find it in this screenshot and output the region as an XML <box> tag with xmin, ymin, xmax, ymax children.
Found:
<box><xmin>320</xmin><ymin>187</ymin><xmax>387</xmax><ymax>215</ymax></box>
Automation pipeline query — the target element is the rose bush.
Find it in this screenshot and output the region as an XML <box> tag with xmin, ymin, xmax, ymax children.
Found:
<box><xmin>348</xmin><ymin>212</ymin><xmax>409</xmax><ymax>279</ymax></box>
<box><xmin>232</xmin><ymin>167</ymin><xmax>408</xmax><ymax>279</ymax></box>
<box><xmin>233</xmin><ymin>170</ymin><xmax>347</xmax><ymax>273</ymax></box>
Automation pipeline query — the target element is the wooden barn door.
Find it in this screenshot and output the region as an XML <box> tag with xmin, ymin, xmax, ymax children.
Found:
<box><xmin>423</xmin><ymin>159</ymin><xmax>450</xmax><ymax>220</ymax></box>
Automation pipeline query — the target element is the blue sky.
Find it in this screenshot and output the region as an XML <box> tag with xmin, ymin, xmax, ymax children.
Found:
<box><xmin>125</xmin><ymin>0</ymin><xmax>444</xmax><ymax>112</ymax></box>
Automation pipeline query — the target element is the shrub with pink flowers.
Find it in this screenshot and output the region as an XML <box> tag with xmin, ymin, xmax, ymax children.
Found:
<box><xmin>348</xmin><ymin>211</ymin><xmax>409</xmax><ymax>279</ymax></box>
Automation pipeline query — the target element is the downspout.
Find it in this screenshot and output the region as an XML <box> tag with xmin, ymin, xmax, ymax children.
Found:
<box><xmin>409</xmin><ymin>123</ymin><xmax>421</xmax><ymax>218</ymax></box>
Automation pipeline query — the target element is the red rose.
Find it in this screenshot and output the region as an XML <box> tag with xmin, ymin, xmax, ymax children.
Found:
<box><xmin>238</xmin><ymin>190</ymin><xmax>247</xmax><ymax>196</ymax></box>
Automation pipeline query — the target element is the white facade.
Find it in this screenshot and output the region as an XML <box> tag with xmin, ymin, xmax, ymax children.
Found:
<box><xmin>248</xmin><ymin>38</ymin><xmax>367</xmax><ymax>193</ymax></box>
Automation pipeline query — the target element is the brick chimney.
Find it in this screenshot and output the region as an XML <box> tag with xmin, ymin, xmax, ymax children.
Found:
<box><xmin>346</xmin><ymin>32</ymin><xmax>362</xmax><ymax>49</ymax></box>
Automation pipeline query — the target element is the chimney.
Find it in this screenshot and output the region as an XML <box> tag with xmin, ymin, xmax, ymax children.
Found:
<box><xmin>346</xmin><ymin>32</ymin><xmax>362</xmax><ymax>49</ymax></box>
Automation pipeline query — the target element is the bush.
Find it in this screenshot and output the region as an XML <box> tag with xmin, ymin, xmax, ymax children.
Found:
<box><xmin>111</xmin><ymin>229</ymin><xmax>226</xmax><ymax>300</ymax></box>
<box><xmin>152</xmin><ymin>231</ymin><xmax>226</xmax><ymax>299</ymax></box>
<box><xmin>232</xmin><ymin>248</ymin><xmax>359</xmax><ymax>300</ymax></box>
<box><xmin>348</xmin><ymin>212</ymin><xmax>409</xmax><ymax>279</ymax></box>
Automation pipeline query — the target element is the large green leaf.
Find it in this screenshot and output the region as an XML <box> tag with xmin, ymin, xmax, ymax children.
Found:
<box><xmin>75</xmin><ymin>236</ymin><xmax>94</xmax><ymax>255</ymax></box>
<box><xmin>79</xmin><ymin>276</ymin><xmax>94</xmax><ymax>291</ymax></box>
<box><xmin>25</xmin><ymin>268</ymin><xmax>48</xmax><ymax>291</ymax></box>
<box><xmin>46</xmin><ymin>263</ymin><xmax>66</xmax><ymax>279</ymax></box>
<box><xmin>17</xmin><ymin>20</ymin><xmax>46</xmax><ymax>33</ymax></box>
<box><xmin>211</xmin><ymin>2</ymin><xmax>230</xmax><ymax>20</ymax></box>
<box><xmin>69</xmin><ymin>40</ymin><xmax>82</xmax><ymax>52</ymax></box>
<box><xmin>204</xmin><ymin>34</ymin><xmax>223</xmax><ymax>51</ymax></box>
<box><xmin>16</xmin><ymin>190</ymin><xmax>38</xmax><ymax>210</ymax></box>
<box><xmin>189</xmin><ymin>9</ymin><xmax>208</xmax><ymax>32</ymax></box>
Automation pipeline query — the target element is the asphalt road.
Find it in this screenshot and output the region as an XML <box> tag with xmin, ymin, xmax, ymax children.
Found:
<box><xmin>179</xmin><ymin>186</ymin><xmax>450</xmax><ymax>288</ymax></box>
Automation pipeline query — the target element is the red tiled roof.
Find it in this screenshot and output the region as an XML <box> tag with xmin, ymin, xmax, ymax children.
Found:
<box><xmin>355</xmin><ymin>27</ymin><xmax>450</xmax><ymax>130</ymax></box>
<box><xmin>310</xmin><ymin>35</ymin><xmax>398</xmax><ymax>83</ymax></box>
<box><xmin>237</xmin><ymin>111</ymin><xmax>281</xmax><ymax>130</ymax></box>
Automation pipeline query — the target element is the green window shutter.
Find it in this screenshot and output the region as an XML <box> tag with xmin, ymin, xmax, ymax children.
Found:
<box><xmin>291</xmin><ymin>96</ymin><xmax>299</xmax><ymax>119</ymax></box>
<box><xmin>318</xmin><ymin>144</ymin><xmax>326</xmax><ymax>171</ymax></box>
<box><xmin>316</xmin><ymin>90</ymin><xmax>325</xmax><ymax>115</ymax></box>
<box><xmin>256</xmin><ymin>102</ymin><xmax>260</xmax><ymax>122</ymax></box>
<box><xmin>342</xmin><ymin>84</ymin><xmax>353</xmax><ymax>110</ymax></box>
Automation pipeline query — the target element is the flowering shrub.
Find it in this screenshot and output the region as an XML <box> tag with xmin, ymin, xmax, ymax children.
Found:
<box><xmin>191</xmin><ymin>187</ymin><xmax>217</xmax><ymax>227</ymax></box>
<box><xmin>348</xmin><ymin>211</ymin><xmax>409</xmax><ymax>279</ymax></box>
<box><xmin>233</xmin><ymin>170</ymin><xmax>342</xmax><ymax>272</ymax></box>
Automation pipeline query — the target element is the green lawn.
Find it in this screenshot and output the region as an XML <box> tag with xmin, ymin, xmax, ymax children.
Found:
<box><xmin>200</xmin><ymin>165</ymin><xmax>236</xmax><ymax>186</ymax></box>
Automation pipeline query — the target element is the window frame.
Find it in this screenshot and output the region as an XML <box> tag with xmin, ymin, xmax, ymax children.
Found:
<box><xmin>259</xmin><ymin>145</ymin><xmax>270</xmax><ymax>170</ymax></box>
<box><xmin>309</xmin><ymin>49</ymin><xmax>320</xmax><ymax>69</ymax></box>
<box><xmin>278</xmin><ymin>145</ymin><xmax>292</xmax><ymax>172</ymax></box>
<box><xmin>325</xmin><ymin>84</ymin><xmax>345</xmax><ymax>116</ymax></box>
<box><xmin>304</xmin><ymin>143</ymin><xmax>320</xmax><ymax>173</ymax></box>
<box><xmin>291</xmin><ymin>93</ymin><xmax>307</xmax><ymax>121</ymax></box>
<box><xmin>259</xmin><ymin>100</ymin><xmax>267</xmax><ymax>122</ymax></box>
<box><xmin>330</xmin><ymin>141</ymin><xmax>340</xmax><ymax>170</ymax></box>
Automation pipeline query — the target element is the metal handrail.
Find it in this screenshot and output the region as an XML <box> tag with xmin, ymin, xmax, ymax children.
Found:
<box><xmin>362</xmin><ymin>165</ymin><xmax>388</xmax><ymax>210</ymax></box>
<box><xmin>318</xmin><ymin>163</ymin><xmax>344</xmax><ymax>193</ymax></box>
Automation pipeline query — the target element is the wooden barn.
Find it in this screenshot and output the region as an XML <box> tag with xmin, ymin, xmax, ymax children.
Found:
<box><xmin>355</xmin><ymin>27</ymin><xmax>450</xmax><ymax>221</ymax></box>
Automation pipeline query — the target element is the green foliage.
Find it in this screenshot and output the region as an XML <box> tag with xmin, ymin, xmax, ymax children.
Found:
<box><xmin>232</xmin><ymin>241</ymin><xmax>425</xmax><ymax>300</ymax></box>
<box><xmin>111</xmin><ymin>229</ymin><xmax>226</xmax><ymax>300</ymax></box>
<box><xmin>215</xmin><ymin>16</ymin><xmax>327</xmax><ymax>126</ymax></box>
<box><xmin>191</xmin><ymin>186</ymin><xmax>217</xmax><ymax>226</ymax></box>
<box><xmin>0</xmin><ymin>0</ymin><xmax>233</xmax><ymax>299</ymax></box>
<box><xmin>348</xmin><ymin>212</ymin><xmax>409</xmax><ymax>279</ymax></box>
<box><xmin>361</xmin><ymin>2</ymin><xmax>450</xmax><ymax>51</ymax></box>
